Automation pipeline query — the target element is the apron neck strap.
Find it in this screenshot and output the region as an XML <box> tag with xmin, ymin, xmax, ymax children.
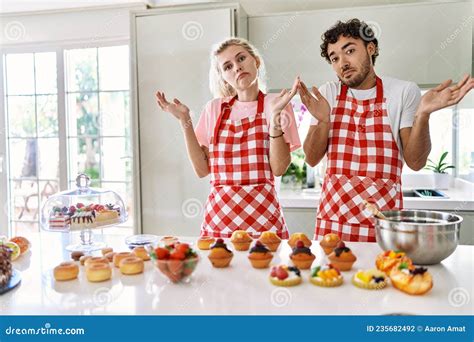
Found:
<box><xmin>339</xmin><ymin>76</ymin><xmax>384</xmax><ymax>103</ymax></box>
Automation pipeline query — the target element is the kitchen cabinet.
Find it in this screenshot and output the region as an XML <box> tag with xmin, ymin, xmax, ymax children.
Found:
<box><xmin>131</xmin><ymin>4</ymin><xmax>247</xmax><ymax>236</ymax></box>
<box><xmin>249</xmin><ymin>1</ymin><xmax>472</xmax><ymax>90</ymax></box>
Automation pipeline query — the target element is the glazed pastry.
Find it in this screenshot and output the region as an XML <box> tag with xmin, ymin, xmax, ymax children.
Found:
<box><xmin>197</xmin><ymin>237</ymin><xmax>215</xmax><ymax>250</ymax></box>
<box><xmin>9</xmin><ymin>236</ymin><xmax>30</xmax><ymax>255</ymax></box>
<box><xmin>86</xmin><ymin>263</ymin><xmax>112</xmax><ymax>282</ymax></box>
<box><xmin>289</xmin><ymin>240</ymin><xmax>315</xmax><ymax>269</ymax></box>
<box><xmin>230</xmin><ymin>230</ymin><xmax>252</xmax><ymax>251</ymax></box>
<box><xmin>319</xmin><ymin>233</ymin><xmax>341</xmax><ymax>255</ymax></box>
<box><xmin>376</xmin><ymin>250</ymin><xmax>413</xmax><ymax>275</ymax></box>
<box><xmin>84</xmin><ymin>256</ymin><xmax>109</xmax><ymax>268</ymax></box>
<box><xmin>54</xmin><ymin>261</ymin><xmax>79</xmax><ymax>281</ymax></box>
<box><xmin>79</xmin><ymin>255</ymin><xmax>92</xmax><ymax>266</ymax></box>
<box><xmin>328</xmin><ymin>242</ymin><xmax>356</xmax><ymax>271</ymax></box>
<box><xmin>119</xmin><ymin>256</ymin><xmax>144</xmax><ymax>275</ymax></box>
<box><xmin>208</xmin><ymin>238</ymin><xmax>233</xmax><ymax>268</ymax></box>
<box><xmin>389</xmin><ymin>262</ymin><xmax>433</xmax><ymax>295</ymax></box>
<box><xmin>257</xmin><ymin>231</ymin><xmax>281</xmax><ymax>252</ymax></box>
<box><xmin>248</xmin><ymin>241</ymin><xmax>273</xmax><ymax>268</ymax></box>
<box><xmin>104</xmin><ymin>252</ymin><xmax>116</xmax><ymax>263</ymax></box>
<box><xmin>70</xmin><ymin>251</ymin><xmax>84</xmax><ymax>261</ymax></box>
<box><xmin>310</xmin><ymin>264</ymin><xmax>343</xmax><ymax>287</ymax></box>
<box><xmin>113</xmin><ymin>252</ymin><xmax>133</xmax><ymax>267</ymax></box>
<box><xmin>132</xmin><ymin>246</ymin><xmax>150</xmax><ymax>261</ymax></box>
<box><xmin>269</xmin><ymin>265</ymin><xmax>302</xmax><ymax>286</ymax></box>
<box><xmin>161</xmin><ymin>236</ymin><xmax>179</xmax><ymax>247</ymax></box>
<box><xmin>288</xmin><ymin>232</ymin><xmax>312</xmax><ymax>248</ymax></box>
<box><xmin>0</xmin><ymin>245</ymin><xmax>13</xmax><ymax>287</ymax></box>
<box><xmin>101</xmin><ymin>247</ymin><xmax>113</xmax><ymax>256</ymax></box>
<box><xmin>352</xmin><ymin>269</ymin><xmax>388</xmax><ymax>290</ymax></box>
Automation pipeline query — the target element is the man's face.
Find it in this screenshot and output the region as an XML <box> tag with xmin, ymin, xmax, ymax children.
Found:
<box><xmin>327</xmin><ymin>36</ymin><xmax>374</xmax><ymax>88</ymax></box>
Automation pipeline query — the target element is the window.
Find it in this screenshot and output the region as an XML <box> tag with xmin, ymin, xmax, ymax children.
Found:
<box><xmin>3</xmin><ymin>45</ymin><xmax>133</xmax><ymax>236</ymax></box>
<box><xmin>456</xmin><ymin>92</ymin><xmax>474</xmax><ymax>182</ymax></box>
<box><xmin>65</xmin><ymin>46</ymin><xmax>133</xmax><ymax>227</ymax></box>
<box><xmin>402</xmin><ymin>90</ymin><xmax>454</xmax><ymax>175</ymax></box>
<box><xmin>4</xmin><ymin>52</ymin><xmax>60</xmax><ymax>235</ymax></box>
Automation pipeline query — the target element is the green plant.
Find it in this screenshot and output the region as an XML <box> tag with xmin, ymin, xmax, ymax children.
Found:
<box><xmin>425</xmin><ymin>152</ymin><xmax>455</xmax><ymax>174</ymax></box>
<box><xmin>283</xmin><ymin>148</ymin><xmax>307</xmax><ymax>183</ymax></box>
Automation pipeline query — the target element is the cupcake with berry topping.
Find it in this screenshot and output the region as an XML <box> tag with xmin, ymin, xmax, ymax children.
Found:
<box><xmin>248</xmin><ymin>241</ymin><xmax>273</xmax><ymax>269</ymax></box>
<box><xmin>289</xmin><ymin>240</ymin><xmax>316</xmax><ymax>270</ymax></box>
<box><xmin>375</xmin><ymin>250</ymin><xmax>413</xmax><ymax>275</ymax></box>
<box><xmin>269</xmin><ymin>265</ymin><xmax>302</xmax><ymax>287</ymax></box>
<box><xmin>230</xmin><ymin>230</ymin><xmax>252</xmax><ymax>251</ymax></box>
<box><xmin>352</xmin><ymin>269</ymin><xmax>388</xmax><ymax>290</ymax></box>
<box><xmin>389</xmin><ymin>262</ymin><xmax>433</xmax><ymax>295</ymax></box>
<box><xmin>258</xmin><ymin>231</ymin><xmax>281</xmax><ymax>252</ymax></box>
<box><xmin>208</xmin><ymin>238</ymin><xmax>233</xmax><ymax>268</ymax></box>
<box><xmin>328</xmin><ymin>241</ymin><xmax>356</xmax><ymax>271</ymax></box>
<box><xmin>319</xmin><ymin>233</ymin><xmax>341</xmax><ymax>255</ymax></box>
<box><xmin>288</xmin><ymin>232</ymin><xmax>312</xmax><ymax>248</ymax></box>
<box><xmin>309</xmin><ymin>264</ymin><xmax>343</xmax><ymax>287</ymax></box>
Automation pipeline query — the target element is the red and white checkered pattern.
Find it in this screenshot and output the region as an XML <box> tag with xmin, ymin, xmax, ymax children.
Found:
<box><xmin>202</xmin><ymin>92</ymin><xmax>288</xmax><ymax>239</ymax></box>
<box><xmin>315</xmin><ymin>77</ymin><xmax>403</xmax><ymax>242</ymax></box>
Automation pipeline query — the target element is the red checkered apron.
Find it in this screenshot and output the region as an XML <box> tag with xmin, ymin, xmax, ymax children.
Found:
<box><xmin>201</xmin><ymin>91</ymin><xmax>288</xmax><ymax>238</ymax></box>
<box><xmin>315</xmin><ymin>77</ymin><xmax>403</xmax><ymax>242</ymax></box>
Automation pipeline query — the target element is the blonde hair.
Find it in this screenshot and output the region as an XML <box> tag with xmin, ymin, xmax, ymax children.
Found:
<box><xmin>209</xmin><ymin>37</ymin><xmax>267</xmax><ymax>98</ymax></box>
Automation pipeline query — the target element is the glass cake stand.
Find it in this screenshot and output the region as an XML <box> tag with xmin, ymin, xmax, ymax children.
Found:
<box><xmin>40</xmin><ymin>174</ymin><xmax>128</xmax><ymax>252</ymax></box>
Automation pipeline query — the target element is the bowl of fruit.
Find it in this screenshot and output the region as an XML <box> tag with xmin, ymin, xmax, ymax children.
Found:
<box><xmin>147</xmin><ymin>242</ymin><xmax>199</xmax><ymax>283</ymax></box>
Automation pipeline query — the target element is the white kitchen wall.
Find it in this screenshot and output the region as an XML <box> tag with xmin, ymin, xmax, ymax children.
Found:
<box><xmin>0</xmin><ymin>4</ymin><xmax>145</xmax><ymax>48</ymax></box>
<box><xmin>249</xmin><ymin>1</ymin><xmax>472</xmax><ymax>89</ymax></box>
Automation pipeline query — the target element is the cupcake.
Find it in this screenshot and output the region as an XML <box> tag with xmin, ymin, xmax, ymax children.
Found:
<box><xmin>389</xmin><ymin>262</ymin><xmax>433</xmax><ymax>295</ymax></box>
<box><xmin>319</xmin><ymin>233</ymin><xmax>341</xmax><ymax>255</ymax></box>
<box><xmin>375</xmin><ymin>250</ymin><xmax>413</xmax><ymax>275</ymax></box>
<box><xmin>258</xmin><ymin>231</ymin><xmax>281</xmax><ymax>252</ymax></box>
<box><xmin>310</xmin><ymin>264</ymin><xmax>343</xmax><ymax>287</ymax></box>
<box><xmin>197</xmin><ymin>236</ymin><xmax>215</xmax><ymax>250</ymax></box>
<box><xmin>230</xmin><ymin>230</ymin><xmax>252</xmax><ymax>251</ymax></box>
<box><xmin>208</xmin><ymin>238</ymin><xmax>233</xmax><ymax>268</ymax></box>
<box><xmin>161</xmin><ymin>236</ymin><xmax>179</xmax><ymax>247</ymax></box>
<box><xmin>248</xmin><ymin>241</ymin><xmax>273</xmax><ymax>268</ymax></box>
<box><xmin>288</xmin><ymin>232</ymin><xmax>312</xmax><ymax>248</ymax></box>
<box><xmin>328</xmin><ymin>242</ymin><xmax>356</xmax><ymax>271</ymax></box>
<box><xmin>269</xmin><ymin>265</ymin><xmax>302</xmax><ymax>287</ymax></box>
<box><xmin>289</xmin><ymin>240</ymin><xmax>316</xmax><ymax>269</ymax></box>
<box><xmin>352</xmin><ymin>269</ymin><xmax>388</xmax><ymax>290</ymax></box>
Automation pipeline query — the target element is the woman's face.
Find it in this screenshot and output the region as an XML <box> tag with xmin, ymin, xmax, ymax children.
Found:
<box><xmin>217</xmin><ymin>45</ymin><xmax>259</xmax><ymax>92</ymax></box>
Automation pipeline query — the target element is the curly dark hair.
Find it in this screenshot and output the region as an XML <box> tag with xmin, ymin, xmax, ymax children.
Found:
<box><xmin>320</xmin><ymin>18</ymin><xmax>379</xmax><ymax>65</ymax></box>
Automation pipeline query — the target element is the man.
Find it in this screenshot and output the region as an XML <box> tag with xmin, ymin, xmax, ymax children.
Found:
<box><xmin>301</xmin><ymin>18</ymin><xmax>473</xmax><ymax>242</ymax></box>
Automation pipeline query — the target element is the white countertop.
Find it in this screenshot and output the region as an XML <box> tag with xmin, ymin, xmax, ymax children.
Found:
<box><xmin>1</xmin><ymin>232</ymin><xmax>473</xmax><ymax>315</ymax></box>
<box><xmin>279</xmin><ymin>178</ymin><xmax>474</xmax><ymax>210</ymax></box>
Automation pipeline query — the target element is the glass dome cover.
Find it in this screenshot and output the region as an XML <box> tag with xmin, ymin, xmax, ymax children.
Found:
<box><xmin>40</xmin><ymin>174</ymin><xmax>128</xmax><ymax>232</ymax></box>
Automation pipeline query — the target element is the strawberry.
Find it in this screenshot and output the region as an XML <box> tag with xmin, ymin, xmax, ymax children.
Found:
<box><xmin>170</xmin><ymin>251</ymin><xmax>186</xmax><ymax>260</ymax></box>
<box><xmin>76</xmin><ymin>203</ymin><xmax>84</xmax><ymax>209</ymax></box>
<box><xmin>175</xmin><ymin>243</ymin><xmax>190</xmax><ymax>254</ymax></box>
<box><xmin>155</xmin><ymin>247</ymin><xmax>170</xmax><ymax>260</ymax></box>
<box><xmin>276</xmin><ymin>267</ymin><xmax>288</xmax><ymax>280</ymax></box>
<box><xmin>270</xmin><ymin>266</ymin><xmax>278</xmax><ymax>277</ymax></box>
<box><xmin>296</xmin><ymin>240</ymin><xmax>304</xmax><ymax>248</ymax></box>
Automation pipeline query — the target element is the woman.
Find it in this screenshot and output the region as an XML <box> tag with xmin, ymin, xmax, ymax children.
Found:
<box><xmin>156</xmin><ymin>38</ymin><xmax>301</xmax><ymax>238</ymax></box>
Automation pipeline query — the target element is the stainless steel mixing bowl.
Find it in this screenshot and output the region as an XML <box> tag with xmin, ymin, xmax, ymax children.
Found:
<box><xmin>374</xmin><ymin>210</ymin><xmax>462</xmax><ymax>265</ymax></box>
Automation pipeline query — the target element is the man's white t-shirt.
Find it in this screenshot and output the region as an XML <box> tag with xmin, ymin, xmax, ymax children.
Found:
<box><xmin>310</xmin><ymin>76</ymin><xmax>421</xmax><ymax>154</ymax></box>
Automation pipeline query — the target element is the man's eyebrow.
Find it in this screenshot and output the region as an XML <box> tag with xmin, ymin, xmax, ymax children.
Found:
<box><xmin>328</xmin><ymin>42</ymin><xmax>356</xmax><ymax>58</ymax></box>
